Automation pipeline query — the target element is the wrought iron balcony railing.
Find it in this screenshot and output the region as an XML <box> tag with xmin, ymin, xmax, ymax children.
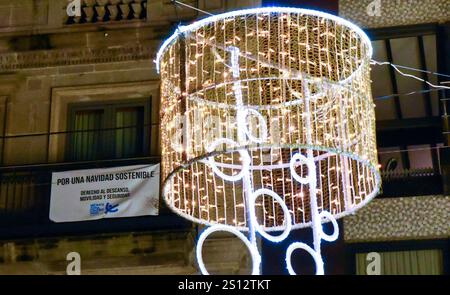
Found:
<box><xmin>380</xmin><ymin>167</ymin><xmax>443</xmax><ymax>197</ymax></box>
<box><xmin>0</xmin><ymin>123</ymin><xmax>191</xmax><ymax>240</ymax></box>
<box><xmin>0</xmin><ymin>156</ymin><xmax>193</xmax><ymax>240</ymax></box>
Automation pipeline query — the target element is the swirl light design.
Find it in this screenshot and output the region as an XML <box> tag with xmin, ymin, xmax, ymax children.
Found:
<box><xmin>157</xmin><ymin>7</ymin><xmax>381</xmax><ymax>275</ymax></box>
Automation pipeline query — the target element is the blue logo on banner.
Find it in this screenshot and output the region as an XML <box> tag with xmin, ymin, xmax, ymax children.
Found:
<box><xmin>89</xmin><ymin>203</ymin><xmax>118</xmax><ymax>216</ymax></box>
<box><xmin>90</xmin><ymin>203</ymin><xmax>104</xmax><ymax>216</ymax></box>
<box><xmin>105</xmin><ymin>203</ymin><xmax>119</xmax><ymax>214</ymax></box>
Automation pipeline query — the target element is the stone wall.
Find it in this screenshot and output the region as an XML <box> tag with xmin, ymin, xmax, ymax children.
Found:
<box><xmin>343</xmin><ymin>195</ymin><xmax>450</xmax><ymax>242</ymax></box>
<box><xmin>0</xmin><ymin>228</ymin><xmax>252</xmax><ymax>275</ymax></box>
<box><xmin>340</xmin><ymin>0</ymin><xmax>450</xmax><ymax>29</ymax></box>
<box><xmin>0</xmin><ymin>0</ymin><xmax>50</xmax><ymax>29</ymax></box>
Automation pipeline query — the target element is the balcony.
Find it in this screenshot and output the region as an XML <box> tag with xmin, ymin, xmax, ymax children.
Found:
<box><xmin>378</xmin><ymin>141</ymin><xmax>445</xmax><ymax>197</ymax></box>
<box><xmin>0</xmin><ymin>125</ymin><xmax>191</xmax><ymax>240</ymax></box>
<box><xmin>380</xmin><ymin>167</ymin><xmax>443</xmax><ymax>197</ymax></box>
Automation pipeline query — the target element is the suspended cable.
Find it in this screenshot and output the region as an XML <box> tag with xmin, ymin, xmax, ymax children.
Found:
<box><xmin>374</xmin><ymin>88</ymin><xmax>443</xmax><ymax>100</ymax></box>
<box><xmin>171</xmin><ymin>0</ymin><xmax>180</xmax><ymax>23</ymax></box>
<box><xmin>0</xmin><ymin>123</ymin><xmax>159</xmax><ymax>139</ymax></box>
<box><xmin>172</xmin><ymin>0</ymin><xmax>214</xmax><ymax>16</ymax></box>
<box><xmin>373</xmin><ymin>62</ymin><xmax>450</xmax><ymax>79</ymax></box>
<box><xmin>378</xmin><ymin>145</ymin><xmax>446</xmax><ymax>154</ymax></box>
<box><xmin>371</xmin><ymin>60</ymin><xmax>450</xmax><ymax>90</ymax></box>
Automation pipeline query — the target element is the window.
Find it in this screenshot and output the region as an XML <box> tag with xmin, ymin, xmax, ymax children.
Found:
<box><xmin>66</xmin><ymin>99</ymin><xmax>151</xmax><ymax>161</ymax></box>
<box><xmin>356</xmin><ymin>249</ymin><xmax>444</xmax><ymax>275</ymax></box>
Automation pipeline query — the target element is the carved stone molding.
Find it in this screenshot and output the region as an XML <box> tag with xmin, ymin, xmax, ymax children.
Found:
<box><xmin>0</xmin><ymin>43</ymin><xmax>155</xmax><ymax>71</ymax></box>
<box><xmin>65</xmin><ymin>0</ymin><xmax>148</xmax><ymax>25</ymax></box>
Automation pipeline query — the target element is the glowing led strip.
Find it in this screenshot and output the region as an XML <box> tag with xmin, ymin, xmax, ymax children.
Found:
<box><xmin>196</xmin><ymin>224</ymin><xmax>261</xmax><ymax>275</ymax></box>
<box><xmin>250</xmin><ymin>189</ymin><xmax>292</xmax><ymax>243</ymax></box>
<box><xmin>198</xmin><ymin>46</ymin><xmax>263</xmax><ymax>274</ymax></box>
<box><xmin>239</xmin><ymin>109</ymin><xmax>268</xmax><ymax>144</ymax></box>
<box><xmin>286</xmin><ymin>242</ymin><xmax>324</xmax><ymax>275</ymax></box>
<box><xmin>196</xmin><ymin>46</ymin><xmax>340</xmax><ymax>275</ymax></box>
<box><xmin>285</xmin><ymin>211</ymin><xmax>339</xmax><ymax>275</ymax></box>
<box><xmin>318</xmin><ymin>211</ymin><xmax>339</xmax><ymax>242</ymax></box>
<box><xmin>207</xmin><ymin>138</ymin><xmax>250</xmax><ymax>182</ymax></box>
<box><xmin>290</xmin><ymin>153</ymin><xmax>316</xmax><ymax>185</ymax></box>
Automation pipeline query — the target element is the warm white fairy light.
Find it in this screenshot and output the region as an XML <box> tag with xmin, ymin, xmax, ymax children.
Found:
<box><xmin>158</xmin><ymin>7</ymin><xmax>380</xmax><ymax>275</ymax></box>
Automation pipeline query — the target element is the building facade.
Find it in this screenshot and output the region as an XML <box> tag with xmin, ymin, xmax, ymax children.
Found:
<box><xmin>0</xmin><ymin>0</ymin><xmax>448</xmax><ymax>274</ymax></box>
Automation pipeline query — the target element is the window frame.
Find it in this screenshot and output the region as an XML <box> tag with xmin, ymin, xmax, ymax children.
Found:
<box><xmin>65</xmin><ymin>98</ymin><xmax>152</xmax><ymax>161</ymax></box>
<box><xmin>345</xmin><ymin>239</ymin><xmax>450</xmax><ymax>275</ymax></box>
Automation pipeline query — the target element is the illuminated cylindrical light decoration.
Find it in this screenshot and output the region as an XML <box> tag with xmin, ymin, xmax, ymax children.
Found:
<box><xmin>156</xmin><ymin>7</ymin><xmax>380</xmax><ymax>275</ymax></box>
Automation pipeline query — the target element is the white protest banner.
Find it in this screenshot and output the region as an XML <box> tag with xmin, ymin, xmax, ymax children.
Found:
<box><xmin>50</xmin><ymin>164</ymin><xmax>160</xmax><ymax>222</ymax></box>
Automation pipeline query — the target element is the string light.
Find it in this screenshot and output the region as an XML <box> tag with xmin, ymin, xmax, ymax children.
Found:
<box><xmin>158</xmin><ymin>7</ymin><xmax>381</xmax><ymax>275</ymax></box>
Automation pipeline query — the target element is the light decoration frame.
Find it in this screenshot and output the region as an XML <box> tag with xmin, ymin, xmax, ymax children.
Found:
<box><xmin>156</xmin><ymin>7</ymin><xmax>381</xmax><ymax>275</ymax></box>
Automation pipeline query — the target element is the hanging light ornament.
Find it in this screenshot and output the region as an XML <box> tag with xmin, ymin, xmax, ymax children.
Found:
<box><xmin>156</xmin><ymin>7</ymin><xmax>381</xmax><ymax>275</ymax></box>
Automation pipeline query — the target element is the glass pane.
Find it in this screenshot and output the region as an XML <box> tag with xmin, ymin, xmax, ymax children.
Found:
<box><xmin>115</xmin><ymin>107</ymin><xmax>144</xmax><ymax>158</ymax></box>
<box><xmin>70</xmin><ymin>110</ymin><xmax>103</xmax><ymax>161</ymax></box>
